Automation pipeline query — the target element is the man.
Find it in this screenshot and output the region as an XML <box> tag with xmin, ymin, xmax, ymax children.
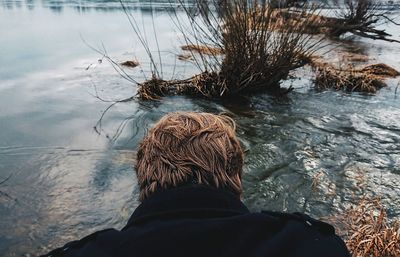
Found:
<box><xmin>42</xmin><ymin>112</ymin><xmax>350</xmax><ymax>257</ymax></box>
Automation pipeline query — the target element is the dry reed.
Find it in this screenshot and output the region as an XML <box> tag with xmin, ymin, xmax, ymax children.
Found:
<box><xmin>360</xmin><ymin>63</ymin><xmax>400</xmax><ymax>77</ymax></box>
<box><xmin>330</xmin><ymin>199</ymin><xmax>400</xmax><ymax>257</ymax></box>
<box><xmin>340</xmin><ymin>52</ymin><xmax>370</xmax><ymax>63</ymax></box>
<box><xmin>313</xmin><ymin>61</ymin><xmax>399</xmax><ymax>93</ymax></box>
<box><xmin>121</xmin><ymin>60</ymin><xmax>139</xmax><ymax>68</ymax></box>
<box><xmin>138</xmin><ymin>72</ymin><xmax>222</xmax><ymax>100</ymax></box>
<box><xmin>181</xmin><ymin>44</ymin><xmax>223</xmax><ymax>55</ymax></box>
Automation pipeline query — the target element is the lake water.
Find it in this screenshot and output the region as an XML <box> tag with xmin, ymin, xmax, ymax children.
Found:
<box><xmin>0</xmin><ymin>1</ymin><xmax>400</xmax><ymax>256</ymax></box>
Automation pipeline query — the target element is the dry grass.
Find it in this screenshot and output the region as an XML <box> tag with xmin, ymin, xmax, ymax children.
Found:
<box><xmin>181</xmin><ymin>44</ymin><xmax>223</xmax><ymax>55</ymax></box>
<box><xmin>266</xmin><ymin>8</ymin><xmax>330</xmax><ymax>34</ymax></box>
<box><xmin>329</xmin><ymin>199</ymin><xmax>400</xmax><ymax>257</ymax></box>
<box><xmin>360</xmin><ymin>63</ymin><xmax>400</xmax><ymax>77</ymax></box>
<box><xmin>313</xmin><ymin>61</ymin><xmax>399</xmax><ymax>93</ymax></box>
<box><xmin>314</xmin><ymin>65</ymin><xmax>386</xmax><ymax>93</ymax></box>
<box><xmin>120</xmin><ymin>60</ymin><xmax>139</xmax><ymax>68</ymax></box>
<box><xmin>340</xmin><ymin>52</ymin><xmax>370</xmax><ymax>63</ymax></box>
<box><xmin>311</xmin><ymin>171</ymin><xmax>324</xmax><ymax>192</ymax></box>
<box><xmin>138</xmin><ymin>72</ymin><xmax>222</xmax><ymax>100</ymax></box>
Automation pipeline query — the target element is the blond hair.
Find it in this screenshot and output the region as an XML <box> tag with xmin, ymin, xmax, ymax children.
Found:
<box><xmin>135</xmin><ymin>112</ymin><xmax>244</xmax><ymax>201</ymax></box>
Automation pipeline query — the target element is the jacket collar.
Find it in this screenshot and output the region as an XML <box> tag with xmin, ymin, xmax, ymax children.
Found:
<box><xmin>124</xmin><ymin>185</ymin><xmax>249</xmax><ymax>229</ymax></box>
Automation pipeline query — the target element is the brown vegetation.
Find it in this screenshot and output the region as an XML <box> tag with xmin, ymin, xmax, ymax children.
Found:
<box><xmin>267</xmin><ymin>0</ymin><xmax>400</xmax><ymax>43</ymax></box>
<box><xmin>116</xmin><ymin>0</ymin><xmax>399</xmax><ymax>99</ymax></box>
<box><xmin>340</xmin><ymin>52</ymin><xmax>370</xmax><ymax>63</ymax></box>
<box><xmin>138</xmin><ymin>1</ymin><xmax>320</xmax><ymax>99</ymax></box>
<box><xmin>181</xmin><ymin>44</ymin><xmax>223</xmax><ymax>55</ymax></box>
<box><xmin>360</xmin><ymin>63</ymin><xmax>400</xmax><ymax>77</ymax></box>
<box><xmin>138</xmin><ymin>72</ymin><xmax>222</xmax><ymax>100</ymax></box>
<box><xmin>327</xmin><ymin>0</ymin><xmax>400</xmax><ymax>43</ymax></box>
<box><xmin>329</xmin><ymin>199</ymin><xmax>400</xmax><ymax>257</ymax></box>
<box><xmin>312</xmin><ymin>61</ymin><xmax>399</xmax><ymax>93</ymax></box>
<box><xmin>267</xmin><ymin>8</ymin><xmax>330</xmax><ymax>34</ymax></box>
<box><xmin>121</xmin><ymin>60</ymin><xmax>139</xmax><ymax>68</ymax></box>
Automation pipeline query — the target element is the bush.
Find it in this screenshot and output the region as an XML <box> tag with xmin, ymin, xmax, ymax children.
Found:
<box><xmin>138</xmin><ymin>0</ymin><xmax>321</xmax><ymax>99</ymax></box>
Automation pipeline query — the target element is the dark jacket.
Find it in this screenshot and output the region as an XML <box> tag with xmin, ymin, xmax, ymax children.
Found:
<box><xmin>41</xmin><ymin>185</ymin><xmax>350</xmax><ymax>257</ymax></box>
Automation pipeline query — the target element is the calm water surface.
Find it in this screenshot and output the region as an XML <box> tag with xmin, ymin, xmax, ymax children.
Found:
<box><xmin>0</xmin><ymin>1</ymin><xmax>400</xmax><ymax>256</ymax></box>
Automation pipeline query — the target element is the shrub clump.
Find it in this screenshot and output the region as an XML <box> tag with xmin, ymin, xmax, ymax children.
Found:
<box><xmin>138</xmin><ymin>1</ymin><xmax>320</xmax><ymax>99</ymax></box>
<box><xmin>277</xmin><ymin>0</ymin><xmax>400</xmax><ymax>42</ymax></box>
<box><xmin>121</xmin><ymin>60</ymin><xmax>139</xmax><ymax>68</ymax></box>
<box><xmin>138</xmin><ymin>72</ymin><xmax>223</xmax><ymax>100</ymax></box>
<box><xmin>330</xmin><ymin>199</ymin><xmax>400</xmax><ymax>257</ymax></box>
<box><xmin>313</xmin><ymin>62</ymin><xmax>399</xmax><ymax>93</ymax></box>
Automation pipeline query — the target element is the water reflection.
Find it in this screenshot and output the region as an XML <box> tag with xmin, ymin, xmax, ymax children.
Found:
<box><xmin>1</xmin><ymin>0</ymin><xmax>202</xmax><ymax>13</ymax></box>
<box><xmin>2</xmin><ymin>0</ymin><xmax>400</xmax><ymax>13</ymax></box>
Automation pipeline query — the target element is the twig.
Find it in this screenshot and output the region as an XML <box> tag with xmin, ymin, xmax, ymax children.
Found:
<box><xmin>80</xmin><ymin>34</ymin><xmax>139</xmax><ymax>84</ymax></box>
<box><xmin>0</xmin><ymin>173</ymin><xmax>12</xmax><ymax>186</ymax></box>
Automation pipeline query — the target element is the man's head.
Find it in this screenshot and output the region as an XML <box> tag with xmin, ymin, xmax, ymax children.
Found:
<box><xmin>135</xmin><ymin>112</ymin><xmax>244</xmax><ymax>201</ymax></box>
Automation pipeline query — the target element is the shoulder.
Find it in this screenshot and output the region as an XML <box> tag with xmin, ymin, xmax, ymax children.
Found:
<box><xmin>257</xmin><ymin>211</ymin><xmax>350</xmax><ymax>257</ymax></box>
<box><xmin>260</xmin><ymin>211</ymin><xmax>335</xmax><ymax>234</ymax></box>
<box><xmin>40</xmin><ymin>228</ymin><xmax>120</xmax><ymax>257</ymax></box>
